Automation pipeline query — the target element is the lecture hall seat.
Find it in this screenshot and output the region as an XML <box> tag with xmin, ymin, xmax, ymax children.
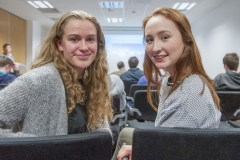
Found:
<box><xmin>0</xmin><ymin>132</ymin><xmax>112</xmax><ymax>160</ymax></box>
<box><xmin>132</xmin><ymin>124</ymin><xmax>240</xmax><ymax>160</ymax></box>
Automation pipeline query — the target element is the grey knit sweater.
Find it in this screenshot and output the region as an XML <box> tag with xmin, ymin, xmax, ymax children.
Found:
<box><xmin>0</xmin><ymin>63</ymin><xmax>112</xmax><ymax>137</ymax></box>
<box><xmin>155</xmin><ymin>74</ymin><xmax>221</xmax><ymax>129</ymax></box>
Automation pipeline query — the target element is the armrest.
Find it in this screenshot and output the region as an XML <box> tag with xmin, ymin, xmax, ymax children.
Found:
<box><xmin>130</xmin><ymin>108</ymin><xmax>142</xmax><ymax>116</ymax></box>
<box><xmin>234</xmin><ymin>109</ymin><xmax>240</xmax><ymax>117</ymax></box>
<box><xmin>126</xmin><ymin>96</ymin><xmax>134</xmax><ymax>102</ymax></box>
<box><xmin>112</xmin><ymin>113</ymin><xmax>125</xmax><ymax>122</ymax></box>
<box><xmin>126</xmin><ymin>104</ymin><xmax>142</xmax><ymax>116</ymax></box>
<box><xmin>122</xmin><ymin>104</ymin><xmax>142</xmax><ymax>127</ymax></box>
<box><xmin>227</xmin><ymin>120</ymin><xmax>240</xmax><ymax>128</ymax></box>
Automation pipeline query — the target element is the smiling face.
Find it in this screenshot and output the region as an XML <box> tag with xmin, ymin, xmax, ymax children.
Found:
<box><xmin>57</xmin><ymin>19</ymin><xmax>98</xmax><ymax>78</ymax></box>
<box><xmin>144</xmin><ymin>15</ymin><xmax>185</xmax><ymax>76</ymax></box>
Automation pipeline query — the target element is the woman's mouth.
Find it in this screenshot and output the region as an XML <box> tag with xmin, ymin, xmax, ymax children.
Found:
<box><xmin>155</xmin><ymin>55</ymin><xmax>167</xmax><ymax>60</ymax></box>
<box><xmin>75</xmin><ymin>54</ymin><xmax>90</xmax><ymax>60</ymax></box>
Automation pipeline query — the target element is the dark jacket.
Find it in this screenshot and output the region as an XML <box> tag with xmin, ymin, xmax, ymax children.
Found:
<box><xmin>120</xmin><ymin>68</ymin><xmax>144</xmax><ymax>81</ymax></box>
<box><xmin>214</xmin><ymin>70</ymin><xmax>240</xmax><ymax>91</ymax></box>
<box><xmin>0</xmin><ymin>72</ymin><xmax>16</xmax><ymax>85</ymax></box>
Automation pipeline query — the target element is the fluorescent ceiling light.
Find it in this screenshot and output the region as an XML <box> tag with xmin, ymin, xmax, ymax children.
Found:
<box><xmin>100</xmin><ymin>2</ymin><xmax>124</xmax><ymax>9</ymax></box>
<box><xmin>43</xmin><ymin>1</ymin><xmax>54</xmax><ymax>8</ymax></box>
<box><xmin>27</xmin><ymin>1</ymin><xmax>54</xmax><ymax>8</ymax></box>
<box><xmin>27</xmin><ymin>1</ymin><xmax>39</xmax><ymax>8</ymax></box>
<box><xmin>34</xmin><ymin>1</ymin><xmax>48</xmax><ymax>8</ymax></box>
<box><xmin>178</xmin><ymin>3</ymin><xmax>190</xmax><ymax>10</ymax></box>
<box><xmin>173</xmin><ymin>2</ymin><xmax>196</xmax><ymax>11</ymax></box>
<box><xmin>106</xmin><ymin>18</ymin><xmax>123</xmax><ymax>23</ymax></box>
<box><xmin>186</xmin><ymin>3</ymin><xmax>196</xmax><ymax>10</ymax></box>
<box><xmin>172</xmin><ymin>3</ymin><xmax>180</xmax><ymax>9</ymax></box>
<box><xmin>112</xmin><ymin>18</ymin><xmax>118</xmax><ymax>23</ymax></box>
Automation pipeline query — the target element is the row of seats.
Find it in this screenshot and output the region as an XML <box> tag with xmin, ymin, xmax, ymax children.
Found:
<box><xmin>0</xmin><ymin>122</ymin><xmax>239</xmax><ymax>160</ymax></box>
<box><xmin>122</xmin><ymin>83</ymin><xmax>240</xmax><ymax>128</ymax></box>
<box><xmin>0</xmin><ymin>82</ymin><xmax>240</xmax><ymax>159</ymax></box>
<box><xmin>124</xmin><ymin>83</ymin><xmax>240</xmax><ymax>122</ymax></box>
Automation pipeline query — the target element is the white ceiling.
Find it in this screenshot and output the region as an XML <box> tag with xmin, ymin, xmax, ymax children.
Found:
<box><xmin>0</xmin><ymin>0</ymin><xmax>227</xmax><ymax>30</ymax></box>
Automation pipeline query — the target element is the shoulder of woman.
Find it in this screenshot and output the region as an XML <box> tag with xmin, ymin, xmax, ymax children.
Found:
<box><xmin>18</xmin><ymin>63</ymin><xmax>61</xmax><ymax>85</ymax></box>
<box><xmin>183</xmin><ymin>74</ymin><xmax>208</xmax><ymax>94</ymax></box>
<box><xmin>184</xmin><ymin>74</ymin><xmax>202</xmax><ymax>84</ymax></box>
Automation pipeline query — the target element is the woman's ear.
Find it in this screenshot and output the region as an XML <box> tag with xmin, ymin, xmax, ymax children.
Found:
<box><xmin>56</xmin><ymin>39</ymin><xmax>63</xmax><ymax>51</ymax></box>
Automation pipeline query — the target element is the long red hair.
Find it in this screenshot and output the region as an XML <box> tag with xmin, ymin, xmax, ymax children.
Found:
<box><xmin>142</xmin><ymin>7</ymin><xmax>220</xmax><ymax>111</ymax></box>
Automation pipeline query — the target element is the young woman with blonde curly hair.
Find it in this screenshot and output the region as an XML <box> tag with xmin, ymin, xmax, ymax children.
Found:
<box><xmin>0</xmin><ymin>10</ymin><xmax>113</xmax><ymax>137</ymax></box>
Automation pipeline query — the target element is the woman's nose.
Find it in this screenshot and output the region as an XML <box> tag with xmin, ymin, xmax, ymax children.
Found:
<box><xmin>152</xmin><ymin>39</ymin><xmax>162</xmax><ymax>52</ymax></box>
<box><xmin>78</xmin><ymin>40</ymin><xmax>88</xmax><ymax>50</ymax></box>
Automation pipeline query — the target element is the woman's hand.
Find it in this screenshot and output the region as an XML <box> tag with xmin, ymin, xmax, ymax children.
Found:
<box><xmin>117</xmin><ymin>145</ymin><xmax>132</xmax><ymax>160</ymax></box>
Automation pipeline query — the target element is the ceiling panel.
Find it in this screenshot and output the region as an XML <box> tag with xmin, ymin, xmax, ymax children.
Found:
<box><xmin>0</xmin><ymin>0</ymin><xmax>229</xmax><ymax>30</ymax></box>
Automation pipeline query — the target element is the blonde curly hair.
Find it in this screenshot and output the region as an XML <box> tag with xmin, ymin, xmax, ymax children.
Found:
<box><xmin>31</xmin><ymin>10</ymin><xmax>113</xmax><ymax>130</ymax></box>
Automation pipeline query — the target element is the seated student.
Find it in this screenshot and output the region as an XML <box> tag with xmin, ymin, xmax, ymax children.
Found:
<box><xmin>137</xmin><ymin>75</ymin><xmax>148</xmax><ymax>84</ymax></box>
<box><xmin>0</xmin><ymin>55</ymin><xmax>16</xmax><ymax>85</ymax></box>
<box><xmin>120</xmin><ymin>56</ymin><xmax>144</xmax><ymax>81</ymax></box>
<box><xmin>1</xmin><ymin>43</ymin><xmax>14</xmax><ymax>62</ymax></box>
<box><xmin>111</xmin><ymin>61</ymin><xmax>127</xmax><ymax>77</ymax></box>
<box><xmin>214</xmin><ymin>53</ymin><xmax>240</xmax><ymax>91</ymax></box>
<box><xmin>112</xmin><ymin>7</ymin><xmax>221</xmax><ymax>160</ymax></box>
<box><xmin>1</xmin><ymin>43</ymin><xmax>20</xmax><ymax>77</ymax></box>
<box><xmin>0</xmin><ymin>10</ymin><xmax>113</xmax><ymax>137</ymax></box>
<box><xmin>137</xmin><ymin>70</ymin><xmax>167</xmax><ymax>85</ymax></box>
<box><xmin>109</xmin><ymin>74</ymin><xmax>126</xmax><ymax>112</ymax></box>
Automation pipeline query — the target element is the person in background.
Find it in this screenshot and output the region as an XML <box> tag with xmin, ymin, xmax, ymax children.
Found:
<box><xmin>120</xmin><ymin>56</ymin><xmax>144</xmax><ymax>81</ymax></box>
<box><xmin>1</xmin><ymin>43</ymin><xmax>20</xmax><ymax>77</ymax></box>
<box><xmin>111</xmin><ymin>61</ymin><xmax>126</xmax><ymax>76</ymax></box>
<box><xmin>112</xmin><ymin>7</ymin><xmax>221</xmax><ymax>160</ymax></box>
<box><xmin>214</xmin><ymin>53</ymin><xmax>240</xmax><ymax>91</ymax></box>
<box><xmin>137</xmin><ymin>75</ymin><xmax>148</xmax><ymax>84</ymax></box>
<box><xmin>109</xmin><ymin>74</ymin><xmax>126</xmax><ymax>112</ymax></box>
<box><xmin>0</xmin><ymin>55</ymin><xmax>16</xmax><ymax>85</ymax></box>
<box><xmin>2</xmin><ymin>43</ymin><xmax>14</xmax><ymax>62</ymax></box>
<box><xmin>137</xmin><ymin>70</ymin><xmax>167</xmax><ymax>85</ymax></box>
<box><xmin>0</xmin><ymin>10</ymin><xmax>113</xmax><ymax>137</ymax></box>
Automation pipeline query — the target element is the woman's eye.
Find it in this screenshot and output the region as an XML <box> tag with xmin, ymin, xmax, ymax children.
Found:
<box><xmin>161</xmin><ymin>36</ymin><xmax>169</xmax><ymax>40</ymax></box>
<box><xmin>87</xmin><ymin>38</ymin><xmax>96</xmax><ymax>42</ymax></box>
<box><xmin>145</xmin><ymin>38</ymin><xmax>153</xmax><ymax>43</ymax></box>
<box><xmin>70</xmin><ymin>38</ymin><xmax>78</xmax><ymax>42</ymax></box>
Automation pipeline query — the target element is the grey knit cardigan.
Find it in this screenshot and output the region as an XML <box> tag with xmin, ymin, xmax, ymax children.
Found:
<box><xmin>0</xmin><ymin>63</ymin><xmax>112</xmax><ymax>137</ymax></box>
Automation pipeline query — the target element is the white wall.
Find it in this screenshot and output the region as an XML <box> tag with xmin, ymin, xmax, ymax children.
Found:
<box><xmin>26</xmin><ymin>22</ymin><xmax>51</xmax><ymax>71</ymax></box>
<box><xmin>26</xmin><ymin>20</ymin><xmax>42</xmax><ymax>71</ymax></box>
<box><xmin>192</xmin><ymin>0</ymin><xmax>240</xmax><ymax>79</ymax></box>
